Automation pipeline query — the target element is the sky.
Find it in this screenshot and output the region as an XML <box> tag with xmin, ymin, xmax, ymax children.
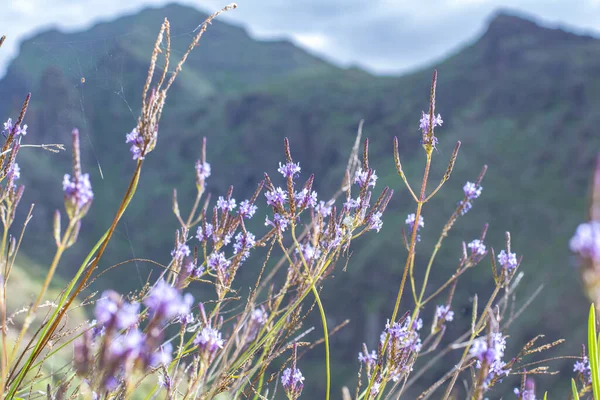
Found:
<box><xmin>1</xmin><ymin>0</ymin><xmax>600</xmax><ymax>77</ymax></box>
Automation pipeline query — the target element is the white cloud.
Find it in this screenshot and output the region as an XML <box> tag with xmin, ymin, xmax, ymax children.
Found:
<box><xmin>0</xmin><ymin>0</ymin><xmax>598</xmax><ymax>78</ymax></box>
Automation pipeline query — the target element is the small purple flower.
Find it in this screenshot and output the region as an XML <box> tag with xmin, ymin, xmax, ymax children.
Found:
<box><xmin>281</xmin><ymin>367</ymin><xmax>304</xmax><ymax>398</ymax></box>
<box><xmin>295</xmin><ymin>242</ymin><xmax>320</xmax><ymax>262</ymax></box>
<box><xmin>63</xmin><ymin>173</ymin><xmax>94</xmax><ymax>210</ymax></box>
<box><xmin>419</xmin><ymin>112</ymin><xmax>443</xmax><ymax>134</ymax></box>
<box><xmin>469</xmin><ymin>332</ymin><xmax>509</xmax><ymax>388</ymax></box>
<box><xmin>514</xmin><ymin>387</ymin><xmax>536</xmax><ymax>400</ymax></box>
<box><xmin>108</xmin><ymin>329</ymin><xmax>145</xmax><ymax>361</ymax></box>
<box><xmin>278</xmin><ymin>162</ymin><xmax>301</xmax><ymax>179</ymax></box>
<box><xmin>125</xmin><ymin>127</ymin><xmax>145</xmax><ymax>160</ymax></box>
<box><xmin>358</xmin><ymin>348</ymin><xmax>377</xmax><ymax>366</ymax></box>
<box><xmin>196</xmin><ymin>224</ymin><xmax>214</xmax><ymax>242</ymax></box>
<box><xmin>468</xmin><ymin>239</ymin><xmax>486</xmax><ymax>256</ymax></box>
<box><xmin>435</xmin><ymin>305</ymin><xmax>454</xmax><ymax>322</ymax></box>
<box><xmin>497</xmin><ymin>250</ymin><xmax>518</xmax><ymax>272</ymax></box>
<box><xmin>265</xmin><ymin>213</ymin><xmax>289</xmax><ymax>232</ymax></box>
<box><xmin>367</xmin><ymin>212</ymin><xmax>383</xmax><ymax>232</ymax></box>
<box><xmin>9</xmin><ymin>163</ymin><xmax>20</xmax><ymax>180</ymax></box>
<box><xmin>265</xmin><ymin>187</ymin><xmax>288</xmax><ymax>208</ymax></box>
<box><xmin>570</xmin><ymin>222</ymin><xmax>600</xmax><ymax>262</ymax></box>
<box><xmin>185</xmin><ymin>260</ymin><xmax>204</xmax><ymax>278</ymax></box>
<box><xmin>195</xmin><ymin>160</ymin><xmax>211</xmax><ymax>180</ymax></box>
<box><xmin>354</xmin><ymin>168</ymin><xmax>377</xmax><ymax>188</ymax></box>
<box><xmin>463</xmin><ymin>182</ymin><xmax>482</xmax><ymax>200</ymax></box>
<box><xmin>2</xmin><ymin>118</ymin><xmax>27</xmax><ymax>137</ymax></box>
<box><xmin>208</xmin><ymin>252</ymin><xmax>231</xmax><ymax>272</ymax></box>
<box><xmin>574</xmin><ymin>356</ymin><xmax>591</xmax><ymax>384</ymax></box>
<box><xmin>1</xmin><ymin>118</ymin><xmax>13</xmax><ymax>137</ymax></box>
<box><xmin>216</xmin><ymin>196</ymin><xmax>237</xmax><ymax>212</ymax></box>
<box><xmin>171</xmin><ymin>243</ymin><xmax>191</xmax><ymax>260</ymax></box>
<box><xmin>144</xmin><ymin>280</ymin><xmax>194</xmax><ymax>322</ymax></box>
<box><xmin>295</xmin><ymin>189</ymin><xmax>318</xmax><ymax>209</ymax></box>
<box><xmin>233</xmin><ymin>232</ymin><xmax>256</xmax><ymax>261</ymax></box>
<box><xmin>458</xmin><ymin>200</ymin><xmax>473</xmax><ymax>215</ymax></box>
<box><xmin>94</xmin><ymin>291</ymin><xmax>139</xmax><ymax>329</ymax></box>
<box><xmin>315</xmin><ymin>201</ymin><xmax>332</xmax><ymax>217</ymax></box>
<box><xmin>149</xmin><ymin>342</ymin><xmax>173</xmax><ymax>367</ymax></box>
<box><xmin>238</xmin><ymin>200</ymin><xmax>257</xmax><ymax>219</ymax></box>
<box><xmin>405</xmin><ymin>213</ymin><xmax>424</xmax><ymax>242</ymax></box>
<box><xmin>251</xmin><ymin>308</ymin><xmax>268</xmax><ymax>325</ymax></box>
<box><xmin>194</xmin><ymin>326</ymin><xmax>224</xmax><ymax>354</ymax></box>
<box><xmin>344</xmin><ymin>197</ymin><xmax>360</xmax><ymax>209</ymax></box>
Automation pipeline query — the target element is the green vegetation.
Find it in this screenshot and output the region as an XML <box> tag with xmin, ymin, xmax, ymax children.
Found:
<box><xmin>1</xmin><ymin>6</ymin><xmax>597</xmax><ymax>396</ymax></box>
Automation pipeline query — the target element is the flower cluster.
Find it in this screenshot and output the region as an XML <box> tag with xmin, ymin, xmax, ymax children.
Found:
<box><xmin>281</xmin><ymin>367</ymin><xmax>304</xmax><ymax>400</ymax></box>
<box><xmin>125</xmin><ymin>127</ymin><xmax>145</xmax><ymax>160</ymax></box>
<box><xmin>469</xmin><ymin>332</ymin><xmax>509</xmax><ymax>389</ymax></box>
<box><xmin>381</xmin><ymin>317</ymin><xmax>422</xmax><ymax>382</ymax></box>
<box><xmin>468</xmin><ymin>239</ymin><xmax>487</xmax><ymax>256</ymax></box>
<box><xmin>497</xmin><ymin>249</ymin><xmax>518</xmax><ymax>272</ymax></box>
<box><xmin>458</xmin><ymin>181</ymin><xmax>483</xmax><ymax>215</ymax></box>
<box><xmin>574</xmin><ymin>356</ymin><xmax>591</xmax><ymax>385</ymax></box>
<box><xmin>1</xmin><ymin>118</ymin><xmax>27</xmax><ymax>137</ymax></box>
<box><xmin>405</xmin><ymin>213</ymin><xmax>424</xmax><ymax>242</ymax></box>
<box><xmin>570</xmin><ymin>221</ymin><xmax>600</xmax><ymax>263</ymax></box>
<box><xmin>63</xmin><ymin>129</ymin><xmax>93</xmax><ymax>218</ymax></box>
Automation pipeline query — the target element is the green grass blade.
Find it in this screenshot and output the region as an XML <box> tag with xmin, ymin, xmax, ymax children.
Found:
<box><xmin>588</xmin><ymin>304</ymin><xmax>600</xmax><ymax>399</ymax></box>
<box><xmin>571</xmin><ymin>379</ymin><xmax>579</xmax><ymax>400</ymax></box>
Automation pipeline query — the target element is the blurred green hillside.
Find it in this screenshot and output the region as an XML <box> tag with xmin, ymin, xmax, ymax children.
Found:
<box><xmin>0</xmin><ymin>5</ymin><xmax>597</xmax><ymax>397</ymax></box>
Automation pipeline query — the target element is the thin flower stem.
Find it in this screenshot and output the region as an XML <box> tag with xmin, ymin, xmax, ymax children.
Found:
<box><xmin>6</xmin><ymin>161</ymin><xmax>142</xmax><ymax>396</ymax></box>
<box><xmin>0</xmin><ymin>225</ymin><xmax>9</xmax><ymax>392</ymax></box>
<box><xmin>289</xmin><ymin>225</ymin><xmax>331</xmax><ymax>400</ymax></box>
<box><xmin>364</xmin><ymin>151</ymin><xmax>432</xmax><ymax>399</ymax></box>
<box><xmin>441</xmin><ymin>286</ymin><xmax>500</xmax><ymax>400</ymax></box>
<box><xmin>9</xmin><ymin>219</ymin><xmax>76</xmax><ymax>365</ymax></box>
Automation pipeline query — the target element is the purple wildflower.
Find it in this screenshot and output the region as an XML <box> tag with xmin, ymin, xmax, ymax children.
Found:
<box><xmin>144</xmin><ymin>280</ymin><xmax>194</xmax><ymax>322</ymax></box>
<box><xmin>216</xmin><ymin>196</ymin><xmax>236</xmax><ymax>212</ymax></box>
<box><xmin>281</xmin><ymin>367</ymin><xmax>304</xmax><ymax>398</ymax></box>
<box><xmin>233</xmin><ymin>232</ymin><xmax>256</xmax><ymax>261</ymax></box>
<box><xmin>367</xmin><ymin>211</ymin><xmax>383</xmax><ymax>232</ymax></box>
<box><xmin>344</xmin><ymin>197</ymin><xmax>360</xmax><ymax>209</ymax></box>
<box><xmin>315</xmin><ymin>200</ymin><xmax>332</xmax><ymax>217</ymax></box>
<box><xmin>458</xmin><ymin>200</ymin><xmax>473</xmax><ymax>215</ymax></box>
<box><xmin>405</xmin><ymin>213</ymin><xmax>424</xmax><ymax>242</ymax></box>
<box><xmin>468</xmin><ymin>239</ymin><xmax>487</xmax><ymax>256</ymax></box>
<box><xmin>295</xmin><ymin>242</ymin><xmax>320</xmax><ymax>263</ymax></box>
<box><xmin>63</xmin><ymin>173</ymin><xmax>94</xmax><ymax>210</ymax></box>
<box><xmin>469</xmin><ymin>332</ymin><xmax>509</xmax><ymax>388</ymax></box>
<box><xmin>463</xmin><ymin>182</ymin><xmax>482</xmax><ymax>200</ymax></box>
<box><xmin>265</xmin><ymin>187</ymin><xmax>288</xmax><ymax>208</ymax></box>
<box><xmin>238</xmin><ymin>200</ymin><xmax>257</xmax><ymax>219</ymax></box>
<box><xmin>435</xmin><ymin>305</ymin><xmax>454</xmax><ymax>322</ymax></box>
<box><xmin>295</xmin><ymin>189</ymin><xmax>318</xmax><ymax>209</ymax></box>
<box><xmin>358</xmin><ymin>347</ymin><xmax>377</xmax><ymax>366</ymax></box>
<box><xmin>208</xmin><ymin>252</ymin><xmax>231</xmax><ymax>272</ymax></box>
<box><xmin>570</xmin><ymin>222</ymin><xmax>600</xmax><ymax>262</ymax></box>
<box><xmin>171</xmin><ymin>243</ymin><xmax>191</xmax><ymax>260</ymax></box>
<box><xmin>195</xmin><ymin>160</ymin><xmax>211</xmax><ymax>180</ymax></box>
<box><xmin>149</xmin><ymin>342</ymin><xmax>173</xmax><ymax>367</ymax></box>
<box><xmin>196</xmin><ymin>224</ymin><xmax>214</xmax><ymax>242</ymax></box>
<box><xmin>185</xmin><ymin>260</ymin><xmax>204</xmax><ymax>278</ymax></box>
<box><xmin>194</xmin><ymin>326</ymin><xmax>224</xmax><ymax>354</ymax></box>
<box><xmin>1</xmin><ymin>119</ymin><xmax>13</xmax><ymax>137</ymax></box>
<box><xmin>354</xmin><ymin>168</ymin><xmax>377</xmax><ymax>188</ymax></box>
<box><xmin>9</xmin><ymin>163</ymin><xmax>20</xmax><ymax>180</ymax></box>
<box><xmin>497</xmin><ymin>250</ymin><xmax>518</xmax><ymax>272</ymax></box>
<box><xmin>94</xmin><ymin>291</ymin><xmax>140</xmax><ymax>329</ymax></box>
<box><xmin>125</xmin><ymin>127</ymin><xmax>144</xmax><ymax>160</ymax></box>
<box><xmin>419</xmin><ymin>112</ymin><xmax>443</xmax><ymax>134</ymax></box>
<box><xmin>265</xmin><ymin>213</ymin><xmax>289</xmax><ymax>232</ymax></box>
<box><xmin>574</xmin><ymin>356</ymin><xmax>591</xmax><ymax>384</ymax></box>
<box><xmin>278</xmin><ymin>162</ymin><xmax>301</xmax><ymax>179</ymax></box>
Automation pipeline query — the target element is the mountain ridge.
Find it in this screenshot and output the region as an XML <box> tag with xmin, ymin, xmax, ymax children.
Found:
<box><xmin>1</xmin><ymin>5</ymin><xmax>598</xmax><ymax>397</ymax></box>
